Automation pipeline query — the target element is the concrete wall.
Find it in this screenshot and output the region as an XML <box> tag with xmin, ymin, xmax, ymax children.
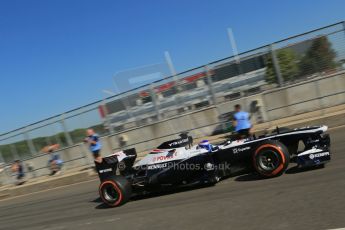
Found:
<box><xmin>317</xmin><ymin>74</ymin><xmax>345</xmax><ymax>107</ymax></box>
<box><xmin>263</xmin><ymin>72</ymin><xmax>345</xmax><ymax>120</ymax></box>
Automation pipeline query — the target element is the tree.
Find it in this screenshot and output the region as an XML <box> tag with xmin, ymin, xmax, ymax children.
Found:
<box><xmin>299</xmin><ymin>36</ymin><xmax>336</xmax><ymax>76</ymax></box>
<box><xmin>265</xmin><ymin>49</ymin><xmax>299</xmax><ymax>84</ymax></box>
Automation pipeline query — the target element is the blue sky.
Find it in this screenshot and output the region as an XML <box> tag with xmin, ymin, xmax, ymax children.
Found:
<box><xmin>0</xmin><ymin>0</ymin><xmax>344</xmax><ymax>133</ymax></box>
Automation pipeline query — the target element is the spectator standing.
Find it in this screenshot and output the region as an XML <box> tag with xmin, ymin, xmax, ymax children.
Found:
<box><xmin>84</xmin><ymin>129</ymin><xmax>102</xmax><ymax>163</ymax></box>
<box><xmin>42</xmin><ymin>144</ymin><xmax>63</xmax><ymax>176</ymax></box>
<box><xmin>232</xmin><ymin>104</ymin><xmax>252</xmax><ymax>139</ymax></box>
<box><xmin>11</xmin><ymin>160</ymin><xmax>25</xmax><ymax>185</ymax></box>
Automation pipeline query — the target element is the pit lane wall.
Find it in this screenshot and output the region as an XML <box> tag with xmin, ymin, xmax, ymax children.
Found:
<box><xmin>262</xmin><ymin>72</ymin><xmax>345</xmax><ymax>120</ymax></box>
<box><xmin>107</xmin><ymin>71</ymin><xmax>345</xmax><ymax>154</ymax></box>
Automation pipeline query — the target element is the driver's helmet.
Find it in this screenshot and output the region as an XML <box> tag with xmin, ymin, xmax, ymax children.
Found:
<box><xmin>198</xmin><ymin>140</ymin><xmax>212</xmax><ymax>152</ymax></box>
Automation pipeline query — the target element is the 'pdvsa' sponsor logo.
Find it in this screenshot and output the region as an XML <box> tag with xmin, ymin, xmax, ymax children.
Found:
<box><xmin>309</xmin><ymin>152</ymin><xmax>330</xmax><ymax>160</ymax></box>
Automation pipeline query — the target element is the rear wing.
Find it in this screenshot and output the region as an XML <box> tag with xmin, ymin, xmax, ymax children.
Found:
<box><xmin>95</xmin><ymin>148</ymin><xmax>137</xmax><ymax>181</ymax></box>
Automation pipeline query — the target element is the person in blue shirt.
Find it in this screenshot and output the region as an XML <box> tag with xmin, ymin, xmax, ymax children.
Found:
<box><xmin>45</xmin><ymin>144</ymin><xmax>63</xmax><ymax>176</ymax></box>
<box><xmin>232</xmin><ymin>104</ymin><xmax>252</xmax><ymax>139</ymax></box>
<box><xmin>48</xmin><ymin>150</ymin><xmax>63</xmax><ymax>176</ymax></box>
<box><xmin>84</xmin><ymin>129</ymin><xmax>102</xmax><ymax>163</ymax></box>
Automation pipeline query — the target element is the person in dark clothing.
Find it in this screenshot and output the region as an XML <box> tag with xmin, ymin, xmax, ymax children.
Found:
<box><xmin>11</xmin><ymin>160</ymin><xmax>25</xmax><ymax>185</ymax></box>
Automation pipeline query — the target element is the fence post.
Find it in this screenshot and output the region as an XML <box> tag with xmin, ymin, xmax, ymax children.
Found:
<box><xmin>10</xmin><ymin>144</ymin><xmax>20</xmax><ymax>160</ymax></box>
<box><xmin>343</xmin><ymin>21</ymin><xmax>345</xmax><ymax>66</ymax></box>
<box><xmin>99</xmin><ymin>99</ymin><xmax>119</xmax><ymax>152</ymax></box>
<box><xmin>205</xmin><ymin>65</ymin><xmax>217</xmax><ymax>106</ymax></box>
<box><xmin>0</xmin><ymin>151</ymin><xmax>10</xmax><ymax>185</ymax></box>
<box><xmin>111</xmin><ymin>79</ymin><xmax>138</xmax><ymax>127</ymax></box>
<box><xmin>60</xmin><ymin>115</ymin><xmax>74</xmax><ymax>146</ymax></box>
<box><xmin>78</xmin><ymin>144</ymin><xmax>91</xmax><ymax>166</ymax></box>
<box><xmin>0</xmin><ymin>151</ymin><xmax>5</xmax><ymax>163</ymax></box>
<box><xmin>80</xmin><ymin>143</ymin><xmax>93</xmax><ymax>166</ymax></box>
<box><xmin>149</xmin><ymin>84</ymin><xmax>161</xmax><ymax>120</ymax></box>
<box><xmin>165</xmin><ymin>51</ymin><xmax>182</xmax><ymax>109</ymax></box>
<box><xmin>23</xmin><ymin>128</ymin><xmax>37</xmax><ymax>156</ymax></box>
<box><xmin>270</xmin><ymin>44</ymin><xmax>284</xmax><ymax>87</ymax></box>
<box><xmin>314</xmin><ymin>80</ymin><xmax>325</xmax><ymax>116</ymax></box>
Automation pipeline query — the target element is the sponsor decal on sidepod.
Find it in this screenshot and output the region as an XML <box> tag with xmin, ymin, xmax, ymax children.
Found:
<box><xmin>309</xmin><ymin>152</ymin><xmax>330</xmax><ymax>160</ymax></box>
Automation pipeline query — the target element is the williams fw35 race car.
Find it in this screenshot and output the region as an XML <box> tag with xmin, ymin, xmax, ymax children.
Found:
<box><xmin>95</xmin><ymin>125</ymin><xmax>331</xmax><ymax>207</ymax></box>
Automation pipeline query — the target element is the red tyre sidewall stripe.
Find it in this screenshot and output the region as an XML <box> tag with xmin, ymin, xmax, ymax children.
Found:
<box><xmin>99</xmin><ymin>180</ymin><xmax>123</xmax><ymax>207</ymax></box>
<box><xmin>253</xmin><ymin>144</ymin><xmax>286</xmax><ymax>176</ymax></box>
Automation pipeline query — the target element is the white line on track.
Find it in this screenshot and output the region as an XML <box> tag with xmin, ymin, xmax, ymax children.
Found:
<box><xmin>106</xmin><ymin>218</ymin><xmax>121</xmax><ymax>222</ymax></box>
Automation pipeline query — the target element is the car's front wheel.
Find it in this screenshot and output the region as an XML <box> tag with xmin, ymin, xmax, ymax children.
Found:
<box><xmin>253</xmin><ymin>140</ymin><xmax>290</xmax><ymax>178</ymax></box>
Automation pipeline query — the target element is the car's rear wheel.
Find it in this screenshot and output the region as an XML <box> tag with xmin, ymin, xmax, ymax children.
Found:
<box><xmin>253</xmin><ymin>140</ymin><xmax>290</xmax><ymax>178</ymax></box>
<box><xmin>99</xmin><ymin>176</ymin><xmax>132</xmax><ymax>207</ymax></box>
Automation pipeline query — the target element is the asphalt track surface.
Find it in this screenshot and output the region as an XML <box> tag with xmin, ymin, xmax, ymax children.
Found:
<box><xmin>1</xmin><ymin>127</ymin><xmax>345</xmax><ymax>230</ymax></box>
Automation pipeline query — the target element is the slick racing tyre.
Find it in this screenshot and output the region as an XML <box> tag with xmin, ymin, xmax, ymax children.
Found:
<box><xmin>99</xmin><ymin>176</ymin><xmax>132</xmax><ymax>207</ymax></box>
<box><xmin>253</xmin><ymin>140</ymin><xmax>290</xmax><ymax>178</ymax></box>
